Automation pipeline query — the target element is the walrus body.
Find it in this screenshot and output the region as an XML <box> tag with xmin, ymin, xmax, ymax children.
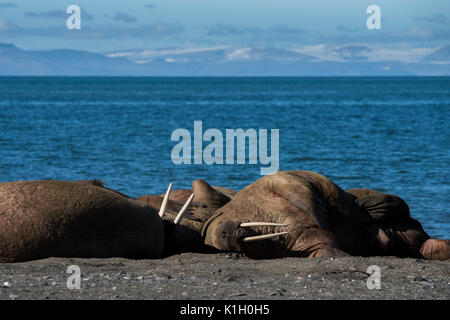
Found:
<box><xmin>1</xmin><ymin>172</ymin><xmax>447</xmax><ymax>262</ymax></box>
<box><xmin>202</xmin><ymin>171</ymin><xmax>449</xmax><ymax>260</ymax></box>
<box><xmin>0</xmin><ymin>180</ymin><xmax>164</xmax><ymax>263</ymax></box>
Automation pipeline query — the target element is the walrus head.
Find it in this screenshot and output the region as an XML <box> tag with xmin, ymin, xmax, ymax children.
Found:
<box><xmin>154</xmin><ymin>179</ymin><xmax>236</xmax><ymax>256</ymax></box>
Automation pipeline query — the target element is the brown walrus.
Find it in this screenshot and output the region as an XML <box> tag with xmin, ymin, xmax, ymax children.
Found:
<box><xmin>347</xmin><ymin>188</ymin><xmax>449</xmax><ymax>260</ymax></box>
<box><xmin>0</xmin><ymin>180</ymin><xmax>198</xmax><ymax>263</ymax></box>
<box><xmin>199</xmin><ymin>171</ymin><xmax>449</xmax><ymax>260</ymax></box>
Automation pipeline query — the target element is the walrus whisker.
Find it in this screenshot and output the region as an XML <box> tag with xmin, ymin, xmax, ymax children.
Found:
<box><xmin>242</xmin><ymin>231</ymin><xmax>289</xmax><ymax>242</ymax></box>
<box><xmin>174</xmin><ymin>193</ymin><xmax>195</xmax><ymax>225</ymax></box>
<box><xmin>159</xmin><ymin>183</ymin><xmax>173</xmax><ymax>218</ymax></box>
<box><xmin>240</xmin><ymin>222</ymin><xmax>288</xmax><ymax>228</ymax></box>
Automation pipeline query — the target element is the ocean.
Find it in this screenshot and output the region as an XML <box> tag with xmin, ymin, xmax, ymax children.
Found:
<box><xmin>0</xmin><ymin>77</ymin><xmax>448</xmax><ymax>238</ymax></box>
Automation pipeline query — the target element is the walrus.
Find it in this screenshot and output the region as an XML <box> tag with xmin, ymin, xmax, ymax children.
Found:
<box><xmin>2</xmin><ymin>173</ymin><xmax>447</xmax><ymax>262</ymax></box>
<box><xmin>134</xmin><ymin>181</ymin><xmax>235</xmax><ymax>256</ymax></box>
<box><xmin>199</xmin><ymin>171</ymin><xmax>449</xmax><ymax>260</ymax></box>
<box><xmin>0</xmin><ymin>180</ymin><xmax>198</xmax><ymax>263</ymax></box>
<box><xmin>347</xmin><ymin>188</ymin><xmax>449</xmax><ymax>260</ymax></box>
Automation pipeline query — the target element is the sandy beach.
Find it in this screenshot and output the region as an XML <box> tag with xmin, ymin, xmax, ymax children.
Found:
<box><xmin>0</xmin><ymin>253</ymin><xmax>448</xmax><ymax>300</ymax></box>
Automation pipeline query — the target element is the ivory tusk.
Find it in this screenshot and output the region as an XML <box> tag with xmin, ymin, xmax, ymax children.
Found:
<box><xmin>159</xmin><ymin>183</ymin><xmax>173</xmax><ymax>218</ymax></box>
<box><xmin>240</xmin><ymin>222</ymin><xmax>288</xmax><ymax>228</ymax></box>
<box><xmin>174</xmin><ymin>193</ymin><xmax>195</xmax><ymax>225</ymax></box>
<box><xmin>242</xmin><ymin>231</ymin><xmax>289</xmax><ymax>242</ymax></box>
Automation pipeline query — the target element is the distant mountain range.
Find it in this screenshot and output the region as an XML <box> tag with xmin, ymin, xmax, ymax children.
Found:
<box><xmin>0</xmin><ymin>43</ymin><xmax>449</xmax><ymax>76</ymax></box>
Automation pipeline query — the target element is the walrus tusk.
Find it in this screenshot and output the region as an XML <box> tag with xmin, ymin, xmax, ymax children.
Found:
<box><xmin>242</xmin><ymin>231</ymin><xmax>289</xmax><ymax>242</ymax></box>
<box><xmin>159</xmin><ymin>183</ymin><xmax>173</xmax><ymax>218</ymax></box>
<box><xmin>174</xmin><ymin>193</ymin><xmax>195</xmax><ymax>225</ymax></box>
<box><xmin>240</xmin><ymin>222</ymin><xmax>288</xmax><ymax>228</ymax></box>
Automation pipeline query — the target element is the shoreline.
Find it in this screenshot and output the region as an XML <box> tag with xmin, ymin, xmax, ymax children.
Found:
<box><xmin>1</xmin><ymin>253</ymin><xmax>448</xmax><ymax>300</ymax></box>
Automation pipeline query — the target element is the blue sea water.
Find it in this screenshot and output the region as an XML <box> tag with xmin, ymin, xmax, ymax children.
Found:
<box><xmin>0</xmin><ymin>77</ymin><xmax>448</xmax><ymax>238</ymax></box>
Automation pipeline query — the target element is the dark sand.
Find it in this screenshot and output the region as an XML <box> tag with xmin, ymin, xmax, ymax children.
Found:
<box><xmin>0</xmin><ymin>253</ymin><xmax>449</xmax><ymax>300</ymax></box>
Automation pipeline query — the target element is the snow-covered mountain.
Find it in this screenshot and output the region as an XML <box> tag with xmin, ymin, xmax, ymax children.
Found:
<box><xmin>105</xmin><ymin>44</ymin><xmax>449</xmax><ymax>64</ymax></box>
<box><xmin>105</xmin><ymin>46</ymin><xmax>315</xmax><ymax>63</ymax></box>
<box><xmin>1</xmin><ymin>43</ymin><xmax>449</xmax><ymax>76</ymax></box>
<box><xmin>423</xmin><ymin>45</ymin><xmax>450</xmax><ymax>62</ymax></box>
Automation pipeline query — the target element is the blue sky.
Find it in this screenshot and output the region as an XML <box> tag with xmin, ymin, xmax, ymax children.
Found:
<box><xmin>0</xmin><ymin>0</ymin><xmax>449</xmax><ymax>52</ymax></box>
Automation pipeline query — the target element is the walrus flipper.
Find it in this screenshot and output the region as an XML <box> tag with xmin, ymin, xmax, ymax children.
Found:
<box><xmin>350</xmin><ymin>189</ymin><xmax>410</xmax><ymax>222</ymax></box>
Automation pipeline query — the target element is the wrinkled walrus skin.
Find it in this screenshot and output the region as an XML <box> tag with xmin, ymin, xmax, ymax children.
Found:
<box><xmin>0</xmin><ymin>180</ymin><xmax>164</xmax><ymax>263</ymax></box>
<box><xmin>202</xmin><ymin>171</ymin><xmax>449</xmax><ymax>260</ymax></box>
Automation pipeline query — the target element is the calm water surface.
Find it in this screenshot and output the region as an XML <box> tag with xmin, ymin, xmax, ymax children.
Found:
<box><xmin>0</xmin><ymin>77</ymin><xmax>448</xmax><ymax>238</ymax></box>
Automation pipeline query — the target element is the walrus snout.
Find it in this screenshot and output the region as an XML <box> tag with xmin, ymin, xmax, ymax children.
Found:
<box><xmin>209</xmin><ymin>220</ymin><xmax>244</xmax><ymax>252</ymax></box>
<box><xmin>235</xmin><ymin>226</ymin><xmax>253</xmax><ymax>241</ymax></box>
